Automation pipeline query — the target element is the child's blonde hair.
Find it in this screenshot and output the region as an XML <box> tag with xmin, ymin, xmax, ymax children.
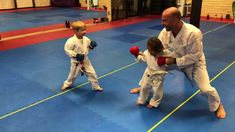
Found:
<box><xmin>72</xmin><ymin>21</ymin><xmax>86</xmax><ymax>30</ymax></box>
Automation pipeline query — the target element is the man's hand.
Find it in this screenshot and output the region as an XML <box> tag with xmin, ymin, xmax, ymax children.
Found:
<box><xmin>165</xmin><ymin>57</ymin><xmax>176</xmax><ymax>65</ymax></box>
<box><xmin>157</xmin><ymin>56</ymin><xmax>176</xmax><ymax>66</ymax></box>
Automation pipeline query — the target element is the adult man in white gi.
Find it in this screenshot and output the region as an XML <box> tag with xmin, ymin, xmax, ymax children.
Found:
<box><xmin>130</xmin><ymin>7</ymin><xmax>226</xmax><ymax>119</ymax></box>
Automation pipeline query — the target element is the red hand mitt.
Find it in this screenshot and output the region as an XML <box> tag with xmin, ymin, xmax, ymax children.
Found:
<box><xmin>157</xmin><ymin>56</ymin><xmax>166</xmax><ymax>66</ymax></box>
<box><xmin>129</xmin><ymin>46</ymin><xmax>140</xmax><ymax>57</ymax></box>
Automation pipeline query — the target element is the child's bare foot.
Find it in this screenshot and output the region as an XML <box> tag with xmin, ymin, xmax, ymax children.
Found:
<box><xmin>136</xmin><ymin>101</ymin><xmax>144</xmax><ymax>106</ymax></box>
<box><xmin>61</xmin><ymin>85</ymin><xmax>72</xmax><ymax>91</ymax></box>
<box><xmin>147</xmin><ymin>104</ymin><xmax>154</xmax><ymax>109</ymax></box>
<box><xmin>94</xmin><ymin>89</ymin><xmax>103</xmax><ymax>92</ymax></box>
<box><xmin>215</xmin><ymin>104</ymin><xmax>226</xmax><ymax>119</ymax></box>
<box><xmin>92</xmin><ymin>86</ymin><xmax>103</xmax><ymax>92</ymax></box>
<box><xmin>130</xmin><ymin>87</ymin><xmax>141</xmax><ymax>94</ymax></box>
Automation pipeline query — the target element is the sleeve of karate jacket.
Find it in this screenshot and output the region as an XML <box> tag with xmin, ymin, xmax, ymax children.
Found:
<box><xmin>64</xmin><ymin>38</ymin><xmax>77</xmax><ymax>58</ymax></box>
<box><xmin>176</xmin><ymin>30</ymin><xmax>203</xmax><ymax>68</ymax></box>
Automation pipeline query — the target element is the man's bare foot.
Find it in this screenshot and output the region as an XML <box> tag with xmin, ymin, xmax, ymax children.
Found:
<box><xmin>147</xmin><ymin>104</ymin><xmax>154</xmax><ymax>109</ymax></box>
<box><xmin>215</xmin><ymin>104</ymin><xmax>226</xmax><ymax>119</ymax></box>
<box><xmin>130</xmin><ymin>87</ymin><xmax>141</xmax><ymax>94</ymax></box>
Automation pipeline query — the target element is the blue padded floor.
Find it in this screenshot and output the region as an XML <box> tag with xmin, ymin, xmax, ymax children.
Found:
<box><xmin>0</xmin><ymin>7</ymin><xmax>106</xmax><ymax>32</ymax></box>
<box><xmin>0</xmin><ymin>13</ymin><xmax>235</xmax><ymax>132</ymax></box>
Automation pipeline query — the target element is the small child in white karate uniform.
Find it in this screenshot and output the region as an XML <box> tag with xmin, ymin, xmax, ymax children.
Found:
<box><xmin>133</xmin><ymin>37</ymin><xmax>167</xmax><ymax>108</ymax></box>
<box><xmin>61</xmin><ymin>21</ymin><xmax>103</xmax><ymax>92</ymax></box>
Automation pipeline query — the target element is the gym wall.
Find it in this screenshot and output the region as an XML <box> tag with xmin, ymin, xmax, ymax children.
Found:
<box><xmin>79</xmin><ymin>0</ymin><xmax>111</xmax><ymax>21</ymax></box>
<box><xmin>201</xmin><ymin>0</ymin><xmax>233</xmax><ymax>19</ymax></box>
<box><xmin>99</xmin><ymin>0</ymin><xmax>109</xmax><ymax>8</ymax></box>
<box><xmin>79</xmin><ymin>0</ymin><xmax>109</xmax><ymax>9</ymax></box>
<box><xmin>16</xmin><ymin>0</ymin><xmax>33</xmax><ymax>8</ymax></box>
<box><xmin>0</xmin><ymin>0</ymin><xmax>15</xmax><ymax>9</ymax></box>
<box><xmin>0</xmin><ymin>0</ymin><xmax>51</xmax><ymax>9</ymax></box>
<box><xmin>34</xmin><ymin>0</ymin><xmax>50</xmax><ymax>7</ymax></box>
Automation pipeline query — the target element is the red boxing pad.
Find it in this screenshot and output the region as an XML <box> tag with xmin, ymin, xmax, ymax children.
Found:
<box><xmin>157</xmin><ymin>56</ymin><xmax>166</xmax><ymax>66</ymax></box>
<box><xmin>129</xmin><ymin>46</ymin><xmax>140</xmax><ymax>57</ymax></box>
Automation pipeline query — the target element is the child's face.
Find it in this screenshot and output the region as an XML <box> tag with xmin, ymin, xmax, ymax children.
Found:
<box><xmin>74</xmin><ymin>27</ymin><xmax>86</xmax><ymax>38</ymax></box>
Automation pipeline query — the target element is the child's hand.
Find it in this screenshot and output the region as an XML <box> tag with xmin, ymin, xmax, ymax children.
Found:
<box><xmin>157</xmin><ymin>56</ymin><xmax>176</xmax><ymax>66</ymax></box>
<box><xmin>89</xmin><ymin>40</ymin><xmax>97</xmax><ymax>50</ymax></box>
<box><xmin>157</xmin><ymin>56</ymin><xmax>166</xmax><ymax>66</ymax></box>
<box><xmin>138</xmin><ymin>52</ymin><xmax>144</xmax><ymax>56</ymax></box>
<box><xmin>130</xmin><ymin>46</ymin><xmax>140</xmax><ymax>57</ymax></box>
<box><xmin>76</xmin><ymin>54</ymin><xmax>84</xmax><ymax>62</ymax></box>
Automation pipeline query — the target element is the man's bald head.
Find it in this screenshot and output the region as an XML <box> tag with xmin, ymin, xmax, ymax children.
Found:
<box><xmin>161</xmin><ymin>7</ymin><xmax>183</xmax><ymax>33</ymax></box>
<box><xmin>162</xmin><ymin>7</ymin><xmax>181</xmax><ymax>20</ymax></box>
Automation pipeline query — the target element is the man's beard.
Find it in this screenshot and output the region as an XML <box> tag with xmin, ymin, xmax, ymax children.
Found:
<box><xmin>165</xmin><ymin>26</ymin><xmax>172</xmax><ymax>31</ymax></box>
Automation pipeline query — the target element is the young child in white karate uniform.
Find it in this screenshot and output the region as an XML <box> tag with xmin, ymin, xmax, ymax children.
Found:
<box><xmin>130</xmin><ymin>37</ymin><xmax>167</xmax><ymax>108</ymax></box>
<box><xmin>61</xmin><ymin>21</ymin><xmax>103</xmax><ymax>92</ymax></box>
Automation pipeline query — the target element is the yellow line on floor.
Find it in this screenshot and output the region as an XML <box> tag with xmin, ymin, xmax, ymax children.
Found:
<box><xmin>1</xmin><ymin>28</ymin><xmax>68</xmax><ymax>41</ymax></box>
<box><xmin>0</xmin><ymin>61</ymin><xmax>138</xmax><ymax>120</ymax></box>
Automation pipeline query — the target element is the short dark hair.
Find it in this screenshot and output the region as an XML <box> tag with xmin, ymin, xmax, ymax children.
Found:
<box><xmin>147</xmin><ymin>37</ymin><xmax>163</xmax><ymax>54</ymax></box>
